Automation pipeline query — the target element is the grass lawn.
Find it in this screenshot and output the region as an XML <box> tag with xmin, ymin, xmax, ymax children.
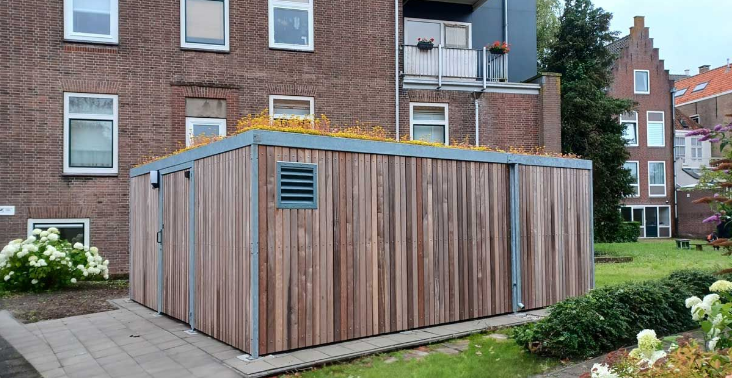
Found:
<box><xmin>594</xmin><ymin>239</ymin><xmax>731</xmax><ymax>287</ymax></box>
<box><xmin>288</xmin><ymin>332</ymin><xmax>558</xmax><ymax>378</ymax></box>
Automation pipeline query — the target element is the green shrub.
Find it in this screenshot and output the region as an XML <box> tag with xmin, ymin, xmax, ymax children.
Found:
<box><xmin>0</xmin><ymin>228</ymin><xmax>109</xmax><ymax>291</ymax></box>
<box><xmin>513</xmin><ymin>270</ymin><xmax>716</xmax><ymax>359</ymax></box>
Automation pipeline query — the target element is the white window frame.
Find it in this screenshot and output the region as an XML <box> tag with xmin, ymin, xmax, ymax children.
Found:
<box><xmin>624</xmin><ymin>161</ymin><xmax>640</xmax><ymax>198</ymax></box>
<box><xmin>674</xmin><ymin>134</ymin><xmax>685</xmax><ymax>160</ymax></box>
<box><xmin>180</xmin><ymin>0</ymin><xmax>230</xmax><ymax>52</ymax></box>
<box><xmin>409</xmin><ymin>102</ymin><xmax>449</xmax><ymax>146</ymax></box>
<box><xmin>648</xmin><ymin>161</ymin><xmax>666</xmax><ymax>197</ymax></box>
<box><xmin>63</xmin><ymin>92</ymin><xmax>119</xmax><ymax>175</ymax></box>
<box><xmin>185</xmin><ymin>117</ymin><xmax>227</xmax><ymax>147</ymax></box>
<box><xmin>403</xmin><ymin>17</ymin><xmax>473</xmax><ymax>48</ymax></box>
<box><xmin>646</xmin><ymin>111</ymin><xmax>665</xmax><ymax>147</ymax></box>
<box><xmin>690</xmin><ymin>137</ymin><xmax>702</xmax><ymax>161</ymax></box>
<box><xmin>27</xmin><ymin>218</ymin><xmax>90</xmax><ymax>247</ymax></box>
<box><xmin>268</xmin><ymin>0</ymin><xmax>314</xmax><ymax>52</ymax></box>
<box><xmin>690</xmin><ymin>114</ymin><xmax>701</xmax><ymax>124</ymax></box>
<box><xmin>64</xmin><ymin>0</ymin><xmax>119</xmax><ymax>44</ymax></box>
<box><xmin>634</xmin><ymin>69</ymin><xmax>650</xmax><ymax>94</ymax></box>
<box><xmin>620</xmin><ymin>111</ymin><xmax>638</xmax><ymax>147</ymax></box>
<box><xmin>269</xmin><ymin>95</ymin><xmax>315</xmax><ymax>120</ymax></box>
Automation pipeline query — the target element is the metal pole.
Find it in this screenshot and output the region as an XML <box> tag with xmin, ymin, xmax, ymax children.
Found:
<box><xmin>157</xmin><ymin>177</ymin><xmax>164</xmax><ymax>314</ymax></box>
<box><xmin>250</xmin><ymin>145</ymin><xmax>260</xmax><ymax>358</ymax></box>
<box><xmin>482</xmin><ymin>47</ymin><xmax>487</xmax><ymax>89</ymax></box>
<box><xmin>510</xmin><ymin>163</ymin><xmax>522</xmax><ymax>312</ymax></box>
<box><xmin>438</xmin><ymin>44</ymin><xmax>443</xmax><ymax>88</ymax></box>
<box><xmin>188</xmin><ymin>166</ymin><xmax>196</xmax><ymax>330</ymax></box>
<box><xmin>590</xmin><ymin>167</ymin><xmax>595</xmax><ymax>289</ymax></box>
<box><xmin>395</xmin><ymin>0</ymin><xmax>400</xmax><ymax>141</ymax></box>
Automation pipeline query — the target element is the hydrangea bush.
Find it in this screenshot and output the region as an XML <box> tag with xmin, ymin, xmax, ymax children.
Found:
<box><xmin>0</xmin><ymin>228</ymin><xmax>109</xmax><ymax>291</ymax></box>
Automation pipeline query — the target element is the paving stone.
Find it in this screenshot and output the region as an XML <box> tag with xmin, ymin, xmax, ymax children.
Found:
<box><xmin>443</xmin><ymin>339</ymin><xmax>470</xmax><ymax>352</ymax></box>
<box><xmin>290</xmin><ymin>348</ymin><xmax>330</xmax><ymax>363</ymax></box>
<box><xmin>402</xmin><ymin>349</ymin><xmax>430</xmax><ymax>361</ymax></box>
<box><xmin>433</xmin><ymin>347</ymin><xmax>460</xmax><ymax>355</ymax></box>
<box><xmin>484</xmin><ymin>333</ymin><xmax>509</xmax><ymax>342</ymax></box>
<box><xmin>265</xmin><ymin>354</ymin><xmax>305</xmax><ymax>369</ymax></box>
<box><xmin>224</xmin><ymin>358</ymin><xmax>275</xmax><ymax>376</ymax></box>
<box><xmin>313</xmin><ymin>344</ymin><xmax>354</xmax><ymax>357</ymax></box>
<box><xmin>383</xmin><ymin>357</ymin><xmax>399</xmax><ymax>364</ymax></box>
<box><xmin>41</xmin><ymin>367</ymin><xmax>67</xmax><ymax>378</ymax></box>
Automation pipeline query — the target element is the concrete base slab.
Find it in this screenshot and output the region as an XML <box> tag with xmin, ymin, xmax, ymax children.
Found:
<box><xmin>0</xmin><ymin>299</ymin><xmax>549</xmax><ymax>378</ymax></box>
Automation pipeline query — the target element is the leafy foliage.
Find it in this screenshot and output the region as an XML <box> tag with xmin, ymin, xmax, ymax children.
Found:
<box><xmin>601</xmin><ymin>222</ymin><xmax>640</xmax><ymax>243</ymax></box>
<box><xmin>536</xmin><ymin>0</ymin><xmax>561</xmax><ymax>68</ymax></box>
<box><xmin>544</xmin><ymin>0</ymin><xmax>635</xmax><ymax>243</ymax></box>
<box><xmin>513</xmin><ymin>270</ymin><xmax>716</xmax><ymax>359</ymax></box>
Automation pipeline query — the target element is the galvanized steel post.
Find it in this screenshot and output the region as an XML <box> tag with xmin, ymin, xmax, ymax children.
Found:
<box><xmin>188</xmin><ymin>166</ymin><xmax>196</xmax><ymax>330</ymax></box>
<box><xmin>509</xmin><ymin>163</ymin><xmax>522</xmax><ymax>313</ymax></box>
<box><xmin>157</xmin><ymin>178</ymin><xmax>164</xmax><ymax>314</ymax></box>
<box><xmin>250</xmin><ymin>144</ymin><xmax>260</xmax><ymax>359</ymax></box>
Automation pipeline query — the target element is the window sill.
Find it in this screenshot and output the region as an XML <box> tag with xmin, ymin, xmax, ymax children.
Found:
<box><xmin>64</xmin><ymin>38</ymin><xmax>119</xmax><ymax>46</ymax></box>
<box><xmin>180</xmin><ymin>46</ymin><xmax>230</xmax><ymax>54</ymax></box>
<box><xmin>269</xmin><ymin>45</ymin><xmax>315</xmax><ymax>53</ymax></box>
<box><xmin>62</xmin><ymin>172</ymin><xmax>119</xmax><ymax>178</ymax></box>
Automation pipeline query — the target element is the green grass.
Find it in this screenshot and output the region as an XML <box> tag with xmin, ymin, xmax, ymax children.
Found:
<box><xmin>290</xmin><ymin>332</ymin><xmax>558</xmax><ymax>378</ymax></box>
<box><xmin>594</xmin><ymin>239</ymin><xmax>731</xmax><ymax>287</ymax></box>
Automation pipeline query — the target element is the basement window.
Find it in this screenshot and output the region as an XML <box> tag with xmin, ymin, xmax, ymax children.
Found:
<box><xmin>276</xmin><ymin>162</ymin><xmax>317</xmax><ymax>209</ymax></box>
<box><xmin>28</xmin><ymin>218</ymin><xmax>90</xmax><ymax>246</ymax></box>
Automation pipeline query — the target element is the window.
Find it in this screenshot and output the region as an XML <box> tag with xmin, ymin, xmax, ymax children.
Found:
<box><xmin>620</xmin><ymin>112</ymin><xmax>638</xmax><ymax>146</ymax></box>
<box><xmin>185</xmin><ymin>118</ymin><xmax>226</xmax><ymax>147</ymax></box>
<box><xmin>404</xmin><ymin>18</ymin><xmax>472</xmax><ymax>48</ymax></box>
<box><xmin>269</xmin><ymin>0</ymin><xmax>314</xmax><ymax>51</ymax></box>
<box><xmin>410</xmin><ymin>103</ymin><xmax>449</xmax><ymax>145</ymax></box>
<box><xmin>690</xmin><ymin>114</ymin><xmax>701</xmax><ymax>124</ymax></box>
<box><xmin>634</xmin><ymin>70</ymin><xmax>650</xmax><ymax>94</ymax></box>
<box><xmin>269</xmin><ymin>95</ymin><xmax>314</xmax><ymax>120</ymax></box>
<box><xmin>691</xmin><ymin>137</ymin><xmax>702</xmax><ymax>160</ymax></box>
<box><xmin>624</xmin><ymin>161</ymin><xmax>639</xmax><ymax>197</ymax></box>
<box><xmin>674</xmin><ymin>136</ymin><xmax>685</xmax><ymax>159</ymax></box>
<box><xmin>64</xmin><ymin>93</ymin><xmax>118</xmax><ymax>175</ymax></box>
<box><xmin>64</xmin><ymin>0</ymin><xmax>118</xmax><ymax>44</ymax></box>
<box><xmin>277</xmin><ymin>162</ymin><xmax>317</xmax><ymax>209</ymax></box>
<box><xmin>646</xmin><ymin>111</ymin><xmax>665</xmax><ymax>147</ymax></box>
<box><xmin>675</xmin><ymin>88</ymin><xmax>687</xmax><ymax>97</ymax></box>
<box><xmin>648</xmin><ymin>161</ymin><xmax>666</xmax><ymax>197</ymax></box>
<box><xmin>693</xmin><ymin>82</ymin><xmax>709</xmax><ymax>92</ymax></box>
<box><xmin>27</xmin><ymin>219</ymin><xmax>90</xmax><ymax>246</ymax></box>
<box><xmin>181</xmin><ymin>0</ymin><xmax>229</xmax><ymax>51</ymax></box>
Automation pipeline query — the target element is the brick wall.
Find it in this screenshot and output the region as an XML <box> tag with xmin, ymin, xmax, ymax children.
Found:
<box><xmin>0</xmin><ymin>1</ymin><xmax>561</xmax><ymax>273</ymax></box>
<box><xmin>677</xmin><ymin>189</ymin><xmax>715</xmax><ymax>238</ymax></box>
<box><xmin>608</xmin><ymin>17</ymin><xmax>676</xmax><ymax>235</ymax></box>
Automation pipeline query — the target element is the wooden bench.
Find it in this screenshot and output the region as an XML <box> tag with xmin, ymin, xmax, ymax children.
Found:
<box><xmin>691</xmin><ymin>242</ymin><xmax>719</xmax><ymax>251</ymax></box>
<box><xmin>675</xmin><ymin>239</ymin><xmax>690</xmax><ymax>249</ymax></box>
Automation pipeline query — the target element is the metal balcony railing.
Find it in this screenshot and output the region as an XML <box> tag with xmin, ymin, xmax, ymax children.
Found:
<box><xmin>403</xmin><ymin>45</ymin><xmax>508</xmax><ymax>88</ymax></box>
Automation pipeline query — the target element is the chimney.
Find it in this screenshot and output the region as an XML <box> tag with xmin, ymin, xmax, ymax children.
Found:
<box><xmin>700</xmin><ymin>65</ymin><xmax>711</xmax><ymax>74</ymax></box>
<box><xmin>684</xmin><ymin>69</ymin><xmax>690</xmax><ymax>77</ymax></box>
<box><xmin>631</xmin><ymin>16</ymin><xmax>645</xmax><ymax>38</ymax></box>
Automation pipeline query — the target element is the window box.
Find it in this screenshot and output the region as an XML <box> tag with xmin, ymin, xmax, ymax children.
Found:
<box><xmin>64</xmin><ymin>0</ymin><xmax>119</xmax><ymax>44</ymax></box>
<box><xmin>63</xmin><ymin>93</ymin><xmax>119</xmax><ymax>175</ymax></box>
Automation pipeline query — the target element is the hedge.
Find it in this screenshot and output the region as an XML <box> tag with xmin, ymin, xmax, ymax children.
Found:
<box><xmin>513</xmin><ymin>270</ymin><xmax>716</xmax><ymax>359</ymax></box>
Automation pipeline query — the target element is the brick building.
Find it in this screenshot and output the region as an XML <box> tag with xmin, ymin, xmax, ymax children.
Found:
<box><xmin>0</xmin><ymin>0</ymin><xmax>560</xmax><ymax>273</ymax></box>
<box><xmin>607</xmin><ymin>16</ymin><xmax>675</xmax><ymax>238</ymax></box>
<box><xmin>673</xmin><ymin>62</ymin><xmax>732</xmax><ymax>237</ymax></box>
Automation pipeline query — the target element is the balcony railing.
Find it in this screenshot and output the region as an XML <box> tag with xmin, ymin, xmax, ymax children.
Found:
<box><xmin>403</xmin><ymin>45</ymin><xmax>508</xmax><ymax>88</ymax></box>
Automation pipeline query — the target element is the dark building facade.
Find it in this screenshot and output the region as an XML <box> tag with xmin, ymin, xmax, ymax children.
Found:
<box><xmin>0</xmin><ymin>0</ymin><xmax>559</xmax><ymax>273</ymax></box>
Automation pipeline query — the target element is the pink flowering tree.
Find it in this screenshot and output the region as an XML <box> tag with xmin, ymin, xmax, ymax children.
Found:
<box><xmin>686</xmin><ymin>121</ymin><xmax>732</xmax><ymax>256</ymax></box>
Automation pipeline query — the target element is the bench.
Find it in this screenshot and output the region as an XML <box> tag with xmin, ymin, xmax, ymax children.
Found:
<box><xmin>675</xmin><ymin>239</ymin><xmax>690</xmax><ymax>249</ymax></box>
<box><xmin>691</xmin><ymin>242</ymin><xmax>719</xmax><ymax>251</ymax></box>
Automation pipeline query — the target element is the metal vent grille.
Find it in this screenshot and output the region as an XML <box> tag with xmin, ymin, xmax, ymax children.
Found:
<box><xmin>277</xmin><ymin>162</ymin><xmax>318</xmax><ymax>209</ymax></box>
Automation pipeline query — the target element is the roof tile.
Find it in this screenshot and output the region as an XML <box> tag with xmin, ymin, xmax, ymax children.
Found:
<box><xmin>675</xmin><ymin>64</ymin><xmax>732</xmax><ymax>105</ymax></box>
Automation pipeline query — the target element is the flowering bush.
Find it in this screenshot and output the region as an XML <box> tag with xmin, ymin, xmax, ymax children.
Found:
<box><xmin>686</xmin><ymin>279</ymin><xmax>732</xmax><ymax>351</ymax></box>
<box><xmin>416</xmin><ymin>37</ymin><xmax>435</xmax><ymax>44</ymax></box>
<box><xmin>0</xmin><ymin>228</ymin><xmax>109</xmax><ymax>291</ymax></box>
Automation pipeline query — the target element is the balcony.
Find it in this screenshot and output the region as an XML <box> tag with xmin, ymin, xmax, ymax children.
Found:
<box><xmin>403</xmin><ymin>45</ymin><xmax>520</xmax><ymax>91</ymax></box>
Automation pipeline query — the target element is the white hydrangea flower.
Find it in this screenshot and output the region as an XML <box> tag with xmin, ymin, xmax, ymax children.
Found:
<box><xmin>3</xmin><ymin>275</ymin><xmax>9</xmax><ymax>281</ymax></box>
<box><xmin>23</xmin><ymin>236</ymin><xmax>36</xmax><ymax>244</ymax></box>
<box><xmin>47</xmin><ymin>227</ymin><xmax>59</xmax><ymax>234</ymax></box>
<box><xmin>40</xmin><ymin>237</ymin><xmax>47</xmax><ymax>242</ymax></box>
<box><xmin>713</xmin><ymin>313</ymin><xmax>724</xmax><ymax>327</ymax></box>
<box><xmin>43</xmin><ymin>250</ymin><xmax>51</xmax><ymax>256</ymax></box>
<box><xmin>40</xmin><ymin>231</ymin><xmax>49</xmax><ymax>237</ymax></box>
<box><xmin>94</xmin><ymin>255</ymin><xmax>102</xmax><ymax>263</ymax></box>
<box><xmin>70</xmin><ymin>278</ymin><xmax>77</xmax><ymax>284</ymax></box>
<box><xmin>710</xmin><ymin>280</ymin><xmax>732</xmax><ymax>293</ymax></box>
<box><xmin>49</xmin><ymin>255</ymin><xmax>56</xmax><ymax>261</ymax></box>
<box><xmin>83</xmin><ymin>271</ymin><xmax>89</xmax><ymax>277</ymax></box>
<box><xmin>703</xmin><ymin>294</ymin><xmax>720</xmax><ymax>306</ymax></box>
<box><xmin>103</xmin><ymin>260</ymin><xmax>109</xmax><ymax>266</ymax></box>
<box><xmin>90</xmin><ymin>246</ymin><xmax>98</xmax><ymax>255</ymax></box>
<box><xmin>32</xmin><ymin>229</ymin><xmax>42</xmax><ymax>235</ymax></box>
<box><xmin>709</xmin><ymin>336</ymin><xmax>720</xmax><ymax>350</ymax></box>
<box><xmin>9</xmin><ymin>271</ymin><xmax>14</xmax><ymax>276</ymax></box>
<box><xmin>637</xmin><ymin>329</ymin><xmax>661</xmax><ymax>353</ymax></box>
<box><xmin>74</xmin><ymin>242</ymin><xmax>84</xmax><ymax>250</ymax></box>
<box><xmin>686</xmin><ymin>296</ymin><xmax>702</xmax><ymax>308</ymax></box>
<box><xmin>11</xmin><ymin>239</ymin><xmax>22</xmax><ymax>245</ymax></box>
<box><xmin>37</xmin><ymin>259</ymin><xmax>47</xmax><ymax>267</ymax></box>
<box><xmin>31</xmin><ymin>279</ymin><xmax>38</xmax><ymax>284</ymax></box>
<box><xmin>29</xmin><ymin>256</ymin><xmax>38</xmax><ymax>262</ymax></box>
<box><xmin>103</xmin><ymin>273</ymin><xmax>109</xmax><ymax>280</ymax></box>
<box><xmin>590</xmin><ymin>363</ymin><xmax>619</xmax><ymax>378</ymax></box>
<box><xmin>48</xmin><ymin>233</ymin><xmax>59</xmax><ymax>242</ymax></box>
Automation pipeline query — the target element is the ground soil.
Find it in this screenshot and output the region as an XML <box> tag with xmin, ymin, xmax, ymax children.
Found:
<box><xmin>0</xmin><ymin>280</ymin><xmax>128</xmax><ymax>323</ymax></box>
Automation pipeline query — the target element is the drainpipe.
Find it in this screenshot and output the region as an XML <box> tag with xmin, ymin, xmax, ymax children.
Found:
<box><xmin>395</xmin><ymin>0</ymin><xmax>400</xmax><ymax>141</ymax></box>
<box><xmin>503</xmin><ymin>0</ymin><xmax>509</xmax><ymax>79</ymax></box>
<box><xmin>474</xmin><ymin>93</ymin><xmax>480</xmax><ymax>146</ymax></box>
<box><xmin>671</xmin><ymin>87</ymin><xmax>678</xmax><ymax>237</ymax></box>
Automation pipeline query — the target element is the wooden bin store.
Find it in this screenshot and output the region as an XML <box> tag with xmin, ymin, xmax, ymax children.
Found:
<box><xmin>129</xmin><ymin>130</ymin><xmax>594</xmax><ymax>358</ymax></box>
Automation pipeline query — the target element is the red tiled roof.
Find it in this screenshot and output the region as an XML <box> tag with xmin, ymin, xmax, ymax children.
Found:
<box><xmin>675</xmin><ymin>64</ymin><xmax>732</xmax><ymax>105</ymax></box>
<box><xmin>674</xmin><ymin>109</ymin><xmax>703</xmax><ymax>131</ymax></box>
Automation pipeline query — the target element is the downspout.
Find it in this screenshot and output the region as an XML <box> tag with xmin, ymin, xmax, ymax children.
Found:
<box><xmin>395</xmin><ymin>0</ymin><xmax>400</xmax><ymax>141</ymax></box>
<box><xmin>671</xmin><ymin>87</ymin><xmax>678</xmax><ymax>237</ymax></box>
<box><xmin>503</xmin><ymin>0</ymin><xmax>509</xmax><ymax>79</ymax></box>
<box><xmin>474</xmin><ymin>93</ymin><xmax>480</xmax><ymax>146</ymax></box>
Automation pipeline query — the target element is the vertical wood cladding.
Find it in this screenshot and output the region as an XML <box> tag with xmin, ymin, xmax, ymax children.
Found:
<box><xmin>129</xmin><ymin>175</ymin><xmax>159</xmax><ymax>310</ymax></box>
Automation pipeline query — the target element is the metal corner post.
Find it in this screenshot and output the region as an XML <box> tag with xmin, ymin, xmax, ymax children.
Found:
<box><xmin>509</xmin><ymin>163</ymin><xmax>522</xmax><ymax>313</ymax></box>
<box><xmin>250</xmin><ymin>144</ymin><xmax>260</xmax><ymax>358</ymax></box>
<box><xmin>590</xmin><ymin>168</ymin><xmax>595</xmax><ymax>289</ymax></box>
<box><xmin>188</xmin><ymin>165</ymin><xmax>196</xmax><ymax>330</ymax></box>
<box><xmin>157</xmin><ymin>178</ymin><xmax>164</xmax><ymax>314</ymax></box>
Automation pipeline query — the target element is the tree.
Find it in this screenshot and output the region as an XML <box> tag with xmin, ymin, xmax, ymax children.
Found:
<box><xmin>536</xmin><ymin>0</ymin><xmax>561</xmax><ymax>69</ymax></box>
<box><xmin>544</xmin><ymin>0</ymin><xmax>635</xmax><ymax>242</ymax></box>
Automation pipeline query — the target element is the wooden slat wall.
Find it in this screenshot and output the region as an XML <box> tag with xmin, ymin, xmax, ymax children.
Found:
<box><xmin>194</xmin><ymin>148</ymin><xmax>252</xmax><ymax>353</ymax></box>
<box><xmin>162</xmin><ymin>171</ymin><xmax>190</xmax><ymax>323</ymax></box>
<box><xmin>257</xmin><ymin>147</ymin><xmax>513</xmax><ymax>354</ymax></box>
<box><xmin>520</xmin><ymin>166</ymin><xmax>592</xmax><ymax>310</ymax></box>
<box><xmin>129</xmin><ymin>175</ymin><xmax>159</xmax><ymax>310</ymax></box>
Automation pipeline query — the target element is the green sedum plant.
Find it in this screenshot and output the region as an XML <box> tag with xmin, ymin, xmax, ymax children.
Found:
<box><xmin>513</xmin><ymin>270</ymin><xmax>716</xmax><ymax>359</ymax></box>
<box><xmin>0</xmin><ymin>228</ymin><xmax>109</xmax><ymax>291</ymax></box>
